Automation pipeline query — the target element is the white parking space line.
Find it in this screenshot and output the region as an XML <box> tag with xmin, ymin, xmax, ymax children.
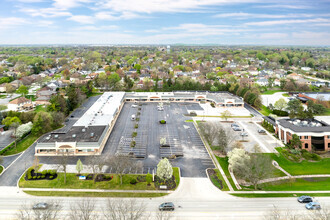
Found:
<box><xmin>237</xmin><ymin>121</ymin><xmax>271</xmax><ymax>153</ymax></box>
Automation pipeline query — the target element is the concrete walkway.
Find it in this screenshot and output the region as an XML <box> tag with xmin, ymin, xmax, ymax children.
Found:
<box><xmin>192</xmin><ymin>120</ymin><xmax>234</xmax><ymax>191</ymax></box>
<box><xmin>258</xmin><ymin>174</ymin><xmax>330</xmax><ymax>185</ymax></box>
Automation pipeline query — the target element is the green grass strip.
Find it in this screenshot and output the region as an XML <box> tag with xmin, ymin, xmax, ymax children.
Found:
<box><xmin>231</xmin><ymin>193</ymin><xmax>330</xmax><ymax>198</ymax></box>
<box><xmin>24</xmin><ymin>191</ymin><xmax>168</xmax><ymax>198</ymax></box>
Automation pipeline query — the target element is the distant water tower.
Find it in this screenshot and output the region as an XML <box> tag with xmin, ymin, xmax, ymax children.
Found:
<box><xmin>167</xmin><ymin>45</ymin><xmax>170</xmax><ymax>53</ymax></box>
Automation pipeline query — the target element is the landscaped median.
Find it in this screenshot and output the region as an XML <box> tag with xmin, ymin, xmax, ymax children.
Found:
<box><xmin>19</xmin><ymin>166</ymin><xmax>180</xmax><ymax>197</ymax></box>
<box><xmin>0</xmin><ymin>134</ymin><xmax>38</xmax><ymax>156</ymax></box>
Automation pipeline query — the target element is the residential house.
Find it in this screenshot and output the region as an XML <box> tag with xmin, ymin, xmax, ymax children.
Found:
<box><xmin>301</xmin><ymin>67</ymin><xmax>312</xmax><ymax>72</ymax></box>
<box><xmin>7</xmin><ymin>97</ymin><xmax>34</xmax><ymax>111</ymax></box>
<box><xmin>0</xmin><ymin>83</ymin><xmax>6</xmax><ymax>92</ymax></box>
<box><xmin>287</xmin><ymin>72</ymin><xmax>301</xmax><ymax>80</ymax></box>
<box><xmin>256</xmin><ymin>78</ymin><xmax>269</xmax><ymax>86</ymax></box>
<box><xmin>239</xmin><ymin>78</ymin><xmax>254</xmax><ymax>87</ymax></box>
<box><xmin>10</xmin><ymin>80</ymin><xmax>22</xmax><ymax>89</ymax></box>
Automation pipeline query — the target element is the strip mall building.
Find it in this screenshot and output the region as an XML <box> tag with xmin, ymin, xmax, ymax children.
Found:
<box><xmin>35</xmin><ymin>91</ymin><xmax>244</xmax><ymax>156</ymax></box>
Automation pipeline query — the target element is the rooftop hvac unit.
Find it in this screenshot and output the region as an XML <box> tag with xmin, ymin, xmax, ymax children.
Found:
<box><xmin>82</xmin><ymin>128</ymin><xmax>86</xmax><ymax>132</ymax></box>
<box><xmin>72</xmin><ymin>134</ymin><xmax>76</xmax><ymax>138</ymax></box>
<box><xmin>54</xmin><ymin>134</ymin><xmax>59</xmax><ymax>139</ymax></box>
<box><xmin>46</xmin><ymin>136</ymin><xmax>51</xmax><ymax>140</ymax></box>
<box><xmin>90</xmin><ymin>133</ymin><xmax>94</xmax><ymax>138</ymax></box>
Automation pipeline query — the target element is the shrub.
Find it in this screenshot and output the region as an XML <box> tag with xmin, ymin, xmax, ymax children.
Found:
<box><xmin>160</xmin><ymin>120</ymin><xmax>166</xmax><ymax>124</ymax></box>
<box><xmin>210</xmin><ymin>102</ymin><xmax>215</xmax><ymax>108</ymax></box>
<box><xmin>190</xmin><ymin>111</ymin><xmax>197</xmax><ymax>116</ymax></box>
<box><xmin>33</xmin><ymin>176</ymin><xmax>37</xmax><ymax>179</ymax></box>
<box><xmin>49</xmin><ymin>175</ymin><xmax>53</xmax><ymax>179</ymax></box>
<box><xmin>146</xmin><ymin>173</ymin><xmax>152</xmax><ymax>185</ymax></box>
<box><xmin>136</xmin><ymin>118</ymin><xmax>140</xmax><ymax>121</ymax></box>
<box><xmin>290</xmin><ymin>148</ymin><xmax>300</xmax><ymax>155</ymax></box>
<box><xmin>311</xmin><ymin>153</ymin><xmax>321</xmax><ymax>161</ymax></box>
<box><xmin>130</xmin><ymin>141</ymin><xmax>136</xmax><ymax>148</ymax></box>
<box><xmin>42</xmin><ymin>170</ymin><xmax>47</xmax><ymax>175</ymax></box>
<box><xmin>272</xmin><ymin>109</ymin><xmax>289</xmax><ymax>116</ymax></box>
<box><xmin>301</xmin><ymin>150</ymin><xmax>313</xmax><ymax>160</ymax></box>
<box><xmin>130</xmin><ymin>179</ymin><xmax>137</xmax><ymax>184</ymax></box>
<box><xmin>41</xmin><ymin>175</ymin><xmax>45</xmax><ymax>178</ymax></box>
<box><xmin>132</xmin><ymin>132</ymin><xmax>137</xmax><ymax>138</ymax></box>
<box><xmin>135</xmin><ymin>124</ymin><xmax>138</xmax><ymax>129</ymax></box>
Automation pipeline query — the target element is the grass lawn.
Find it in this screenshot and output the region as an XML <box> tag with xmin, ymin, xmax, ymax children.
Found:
<box><xmin>24</xmin><ymin>191</ymin><xmax>168</xmax><ymax>198</ymax></box>
<box><xmin>260</xmin><ymin>105</ymin><xmax>271</xmax><ymax>116</ymax></box>
<box><xmin>185</xmin><ymin>120</ymin><xmax>194</xmax><ymax>122</ymax></box>
<box><xmin>269</xmin><ymin>148</ymin><xmax>330</xmax><ymax>175</ymax></box>
<box><xmin>87</xmin><ymin>92</ymin><xmax>103</xmax><ymax>98</ymax></box>
<box><xmin>34</xmin><ymin>105</ymin><xmax>46</xmax><ymax>112</ymax></box>
<box><xmin>231</xmin><ymin>193</ymin><xmax>330</xmax><ymax>198</ymax></box>
<box><xmin>262</xmin><ymin>90</ymin><xmax>284</xmax><ymax>95</ymax></box>
<box><xmin>20</xmin><ymin>167</ymin><xmax>180</xmax><ymax>191</ymax></box>
<box><xmin>173</xmin><ymin>167</ymin><xmax>180</xmax><ymax>189</ymax></box>
<box><xmin>216</xmin><ymin>156</ymin><xmax>238</xmax><ymax>191</ymax></box>
<box><xmin>0</xmin><ymin>95</ymin><xmax>6</xmax><ymax>99</ymax></box>
<box><xmin>0</xmin><ymin>166</ymin><xmax>3</xmax><ymax>174</ymax></box>
<box><xmin>196</xmin><ymin>115</ymin><xmax>252</xmax><ymax>118</ymax></box>
<box><xmin>210</xmin><ymin>169</ymin><xmax>229</xmax><ymax>191</ymax></box>
<box><xmin>256</xmin><ymin>177</ymin><xmax>330</xmax><ymax>191</ymax></box>
<box><xmin>282</xmin><ymin>93</ymin><xmax>290</xmax><ymax>97</ymax></box>
<box><xmin>0</xmin><ymin>134</ymin><xmax>38</xmax><ymax>156</ymax></box>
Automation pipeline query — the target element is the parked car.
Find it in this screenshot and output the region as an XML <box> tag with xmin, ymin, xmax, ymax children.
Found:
<box><xmin>240</xmin><ymin>132</ymin><xmax>248</xmax><ymax>137</ymax></box>
<box><xmin>132</xmin><ymin>104</ymin><xmax>138</xmax><ymax>108</ymax></box>
<box><xmin>70</xmin><ymin>115</ymin><xmax>74</xmax><ymax>118</ymax></box>
<box><xmin>159</xmin><ymin>202</ymin><xmax>175</xmax><ymax>211</ymax></box>
<box><xmin>258</xmin><ymin>129</ymin><xmax>266</xmax><ymax>134</ymax></box>
<box><xmin>231</xmin><ymin>123</ymin><xmax>239</xmax><ymax>127</ymax></box>
<box><xmin>232</xmin><ymin>127</ymin><xmax>242</xmax><ymax>131</ymax></box>
<box><xmin>33</xmin><ymin>203</ymin><xmax>48</xmax><ymax>210</ymax></box>
<box><xmin>298</xmin><ymin>195</ymin><xmax>313</xmax><ymax>203</ymax></box>
<box><xmin>157</xmin><ymin>107</ymin><xmax>164</xmax><ymax>111</ymax></box>
<box><xmin>305</xmin><ymin>202</ymin><xmax>321</xmax><ymax>210</ymax></box>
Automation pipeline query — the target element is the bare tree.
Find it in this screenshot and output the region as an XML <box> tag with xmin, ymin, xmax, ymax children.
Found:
<box><xmin>108</xmin><ymin>155</ymin><xmax>134</xmax><ymax>185</ymax></box>
<box><xmin>307</xmin><ymin>204</ymin><xmax>330</xmax><ymax>220</ymax></box>
<box><xmin>156</xmin><ymin>210</ymin><xmax>173</xmax><ymax>220</ymax></box>
<box><xmin>198</xmin><ymin>121</ymin><xmax>219</xmax><ymax>146</ymax></box>
<box><xmin>16</xmin><ymin>201</ymin><xmax>62</xmax><ymax>220</ymax></box>
<box><xmin>56</xmin><ymin>151</ymin><xmax>69</xmax><ymax>184</ymax></box>
<box><xmin>87</xmin><ymin>155</ymin><xmax>99</xmax><ymax>183</ymax></box>
<box><xmin>68</xmin><ymin>198</ymin><xmax>97</xmax><ymax>220</ymax></box>
<box><xmin>103</xmin><ymin>199</ymin><xmax>147</xmax><ymax>220</ymax></box>
<box><xmin>220</xmin><ymin>110</ymin><xmax>232</xmax><ymax>121</ymax></box>
<box><xmin>217</xmin><ymin>126</ymin><xmax>236</xmax><ymax>153</ymax></box>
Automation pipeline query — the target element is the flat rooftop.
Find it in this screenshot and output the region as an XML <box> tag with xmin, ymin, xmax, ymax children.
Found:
<box><xmin>39</xmin><ymin>126</ymin><xmax>106</xmax><ymax>143</ymax></box>
<box><xmin>74</xmin><ymin>92</ymin><xmax>125</xmax><ymax>127</ymax></box>
<box><xmin>278</xmin><ymin>118</ymin><xmax>330</xmax><ymax>132</ymax></box>
<box><xmin>301</xmin><ymin>93</ymin><xmax>330</xmax><ymax>101</ymax></box>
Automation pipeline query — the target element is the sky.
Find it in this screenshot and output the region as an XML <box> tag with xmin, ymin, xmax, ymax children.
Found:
<box><xmin>0</xmin><ymin>0</ymin><xmax>330</xmax><ymax>45</ymax></box>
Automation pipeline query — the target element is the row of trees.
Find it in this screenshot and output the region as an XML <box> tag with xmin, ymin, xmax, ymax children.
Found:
<box><xmin>17</xmin><ymin>198</ymin><xmax>173</xmax><ymax>220</ymax></box>
<box><xmin>229</xmin><ymin>83</ymin><xmax>262</xmax><ymax>108</ymax></box>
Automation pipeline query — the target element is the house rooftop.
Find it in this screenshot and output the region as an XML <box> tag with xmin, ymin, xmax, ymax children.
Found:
<box><xmin>9</xmin><ymin>97</ymin><xmax>30</xmax><ymax>104</ymax></box>
<box><xmin>277</xmin><ymin>118</ymin><xmax>330</xmax><ymax>132</ymax></box>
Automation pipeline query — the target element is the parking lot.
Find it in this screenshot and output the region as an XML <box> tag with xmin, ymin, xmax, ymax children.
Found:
<box><xmin>103</xmin><ymin>102</ymin><xmax>214</xmax><ymax>177</ymax></box>
<box><xmin>220</xmin><ymin>120</ymin><xmax>278</xmax><ymax>153</ymax></box>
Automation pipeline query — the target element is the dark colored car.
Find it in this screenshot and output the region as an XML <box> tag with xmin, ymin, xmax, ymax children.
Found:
<box><xmin>232</xmin><ymin>127</ymin><xmax>242</xmax><ymax>131</ymax></box>
<box><xmin>70</xmin><ymin>115</ymin><xmax>74</xmax><ymax>118</ymax></box>
<box><xmin>258</xmin><ymin>129</ymin><xmax>266</xmax><ymax>134</ymax></box>
<box><xmin>159</xmin><ymin>202</ymin><xmax>175</xmax><ymax>211</ymax></box>
<box><xmin>33</xmin><ymin>203</ymin><xmax>48</xmax><ymax>210</ymax></box>
<box><xmin>231</xmin><ymin>123</ymin><xmax>239</xmax><ymax>128</ymax></box>
<box><xmin>305</xmin><ymin>202</ymin><xmax>321</xmax><ymax>210</ymax></box>
<box><xmin>298</xmin><ymin>196</ymin><xmax>313</xmax><ymax>203</ymax></box>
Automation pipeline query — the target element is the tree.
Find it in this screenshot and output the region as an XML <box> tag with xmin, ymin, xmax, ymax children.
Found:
<box><xmin>156</xmin><ymin>158</ymin><xmax>173</xmax><ymax>182</ymax></box>
<box><xmin>48</xmin><ymin>94</ymin><xmax>68</xmax><ymax>115</ymax></box>
<box><xmin>160</xmin><ymin>137</ymin><xmax>167</xmax><ymax>146</ymax></box>
<box><xmin>287</xmin><ymin>99</ymin><xmax>304</xmax><ymax>118</ymax></box>
<box><xmin>216</xmin><ymin>126</ymin><xmax>236</xmax><ymax>153</ymax></box>
<box><xmin>5</xmin><ymin>83</ymin><xmax>15</xmax><ymax>95</ymax></box>
<box><xmin>56</xmin><ymin>151</ymin><xmax>69</xmax><ymax>184</ymax></box>
<box><xmin>198</xmin><ymin>121</ymin><xmax>219</xmax><ymax>146</ymax></box>
<box><xmin>2</xmin><ymin>116</ymin><xmax>21</xmax><ymax>129</ymax></box>
<box><xmin>16</xmin><ymin>201</ymin><xmax>62</xmax><ymax>220</ymax></box>
<box><xmin>108</xmin><ymin>155</ymin><xmax>135</xmax><ymax>185</ymax></box>
<box><xmin>274</xmin><ymin>98</ymin><xmax>287</xmax><ymax>111</ymax></box>
<box><xmin>108</xmin><ymin>73</ymin><xmax>121</xmax><ymax>90</ymax></box>
<box><xmin>290</xmin><ymin>134</ymin><xmax>302</xmax><ymax>149</ymax></box>
<box><xmin>220</xmin><ymin>110</ymin><xmax>232</xmax><ymax>121</ymax></box>
<box><xmin>51</xmin><ymin>112</ymin><xmax>65</xmax><ymax>128</ymax></box>
<box><xmin>76</xmin><ymin>159</ymin><xmax>83</xmax><ymax>175</ymax></box>
<box><xmin>146</xmin><ymin>172</ymin><xmax>152</xmax><ymax>185</ymax></box>
<box><xmin>307</xmin><ymin>100</ymin><xmax>326</xmax><ymax>115</ymax></box>
<box><xmin>103</xmin><ymin>199</ymin><xmax>147</xmax><ymax>220</ymax></box>
<box><xmin>16</xmin><ymin>85</ymin><xmax>28</xmax><ymax>97</ymax></box>
<box><xmin>69</xmin><ymin>198</ymin><xmax>97</xmax><ymax>220</ymax></box>
<box><xmin>228</xmin><ymin>148</ymin><xmax>250</xmax><ymax>172</ymax></box>
<box><xmin>15</xmin><ymin>122</ymin><xmax>33</xmax><ymax>139</ymax></box>
<box><xmin>32</xmin><ymin>112</ymin><xmax>53</xmax><ymax>135</ymax></box>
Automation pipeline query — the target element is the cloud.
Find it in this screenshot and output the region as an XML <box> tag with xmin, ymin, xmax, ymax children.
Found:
<box><xmin>259</xmin><ymin>33</ymin><xmax>288</xmax><ymax>39</ymax></box>
<box><xmin>245</xmin><ymin>18</ymin><xmax>330</xmax><ymax>26</ymax></box>
<box><xmin>95</xmin><ymin>11</ymin><xmax>143</xmax><ymax>20</ymax></box>
<box><xmin>19</xmin><ymin>7</ymin><xmax>72</xmax><ymax>18</ymax></box>
<box><xmin>256</xmin><ymin>4</ymin><xmax>311</xmax><ymax>9</ymax></box>
<box><xmin>68</xmin><ymin>15</ymin><xmax>95</xmax><ymax>24</ymax></box>
<box><xmin>15</xmin><ymin>0</ymin><xmax>45</xmax><ymax>2</ymax></box>
<box><xmin>0</xmin><ymin>17</ymin><xmax>28</xmax><ymax>29</ymax></box>
<box><xmin>98</xmin><ymin>0</ymin><xmax>262</xmax><ymax>14</ymax></box>
<box><xmin>73</xmin><ymin>25</ymin><xmax>118</xmax><ymax>31</ymax></box>
<box><xmin>214</xmin><ymin>12</ymin><xmax>318</xmax><ymax>19</ymax></box>
<box><xmin>53</xmin><ymin>0</ymin><xmax>94</xmax><ymax>9</ymax></box>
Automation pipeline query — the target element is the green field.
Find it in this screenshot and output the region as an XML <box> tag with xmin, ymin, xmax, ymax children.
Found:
<box><xmin>20</xmin><ymin>167</ymin><xmax>180</xmax><ymax>191</ymax></box>
<box><xmin>261</xmin><ymin>90</ymin><xmax>284</xmax><ymax>95</ymax></box>
<box><xmin>270</xmin><ymin>149</ymin><xmax>330</xmax><ymax>175</ymax></box>
<box><xmin>256</xmin><ymin>177</ymin><xmax>330</xmax><ymax>191</ymax></box>
<box><xmin>24</xmin><ymin>191</ymin><xmax>168</xmax><ymax>198</ymax></box>
<box><xmin>231</xmin><ymin>193</ymin><xmax>330</xmax><ymax>198</ymax></box>
<box><xmin>260</xmin><ymin>105</ymin><xmax>271</xmax><ymax>116</ymax></box>
<box><xmin>0</xmin><ymin>134</ymin><xmax>38</xmax><ymax>156</ymax></box>
<box><xmin>34</xmin><ymin>105</ymin><xmax>46</xmax><ymax>112</ymax></box>
<box><xmin>216</xmin><ymin>156</ymin><xmax>238</xmax><ymax>190</ymax></box>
